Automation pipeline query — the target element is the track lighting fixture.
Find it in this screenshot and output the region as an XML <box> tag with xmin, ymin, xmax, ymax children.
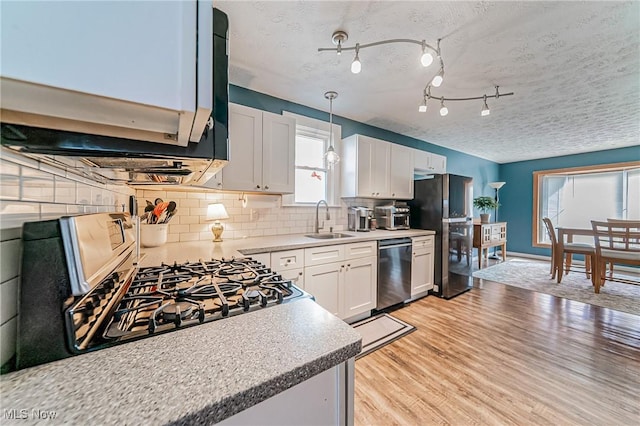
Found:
<box><xmin>351</xmin><ymin>44</ymin><xmax>361</xmax><ymax>74</ymax></box>
<box><xmin>324</xmin><ymin>91</ymin><xmax>340</xmax><ymax>166</ymax></box>
<box><xmin>439</xmin><ymin>98</ymin><xmax>448</xmax><ymax>116</ymax></box>
<box><xmin>319</xmin><ymin>31</ymin><xmax>442</xmax><ymax>73</ymax></box>
<box><xmin>420</xmin><ymin>86</ymin><xmax>513</xmax><ymax>118</ymax></box>
<box><xmin>319</xmin><ymin>31</ymin><xmax>515</xmax><ymax>117</ymax></box>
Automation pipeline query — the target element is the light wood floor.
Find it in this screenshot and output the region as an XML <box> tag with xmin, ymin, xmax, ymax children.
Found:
<box><xmin>354</xmin><ymin>275</ymin><xmax>640</xmax><ymax>425</ymax></box>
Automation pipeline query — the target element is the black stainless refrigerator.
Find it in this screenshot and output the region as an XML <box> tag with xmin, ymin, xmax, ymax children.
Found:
<box><xmin>409</xmin><ymin>174</ymin><xmax>474</xmax><ymax>299</ymax></box>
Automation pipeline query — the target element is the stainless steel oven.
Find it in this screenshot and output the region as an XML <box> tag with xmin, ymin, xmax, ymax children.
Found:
<box><xmin>376</xmin><ymin>238</ymin><xmax>412</xmax><ymax>310</ymax></box>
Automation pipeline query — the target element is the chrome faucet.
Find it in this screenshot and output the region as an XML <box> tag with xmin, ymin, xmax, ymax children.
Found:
<box><xmin>315</xmin><ymin>200</ymin><xmax>330</xmax><ymax>233</ymax></box>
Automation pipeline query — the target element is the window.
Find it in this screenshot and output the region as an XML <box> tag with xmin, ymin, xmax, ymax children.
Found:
<box><xmin>533</xmin><ymin>162</ymin><xmax>640</xmax><ymax>246</ymax></box>
<box><xmin>282</xmin><ymin>112</ymin><xmax>341</xmax><ymax>206</ymax></box>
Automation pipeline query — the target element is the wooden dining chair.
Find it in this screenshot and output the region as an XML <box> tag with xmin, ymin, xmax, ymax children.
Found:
<box><xmin>591</xmin><ymin>220</ymin><xmax>640</xmax><ymax>293</ymax></box>
<box><xmin>542</xmin><ymin>217</ymin><xmax>594</xmax><ymax>283</ymax></box>
<box><xmin>605</xmin><ymin>218</ymin><xmax>639</xmax><ymax>277</ymax></box>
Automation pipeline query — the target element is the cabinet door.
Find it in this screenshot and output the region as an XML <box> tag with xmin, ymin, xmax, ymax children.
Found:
<box><xmin>411</xmin><ymin>247</ymin><xmax>434</xmax><ymax>296</ymax></box>
<box><xmin>305</xmin><ymin>262</ymin><xmax>343</xmax><ymax>316</ymax></box>
<box><xmin>343</xmin><ymin>256</ymin><xmax>377</xmax><ymax>319</ymax></box>
<box><xmin>262</xmin><ymin>112</ymin><xmax>295</xmax><ymax>193</ymax></box>
<box><xmin>390</xmin><ymin>144</ymin><xmax>414</xmax><ymax>199</ymax></box>
<box><xmin>431</xmin><ymin>153</ymin><xmax>447</xmax><ymax>174</ymax></box>
<box><xmin>355</xmin><ymin>136</ymin><xmax>375</xmax><ymax>197</ymax></box>
<box><xmin>372</xmin><ymin>141</ymin><xmax>391</xmax><ymax>198</ymax></box>
<box><xmin>224</xmin><ymin>104</ymin><xmax>263</xmax><ymax>191</ymax></box>
<box><xmin>1</xmin><ymin>1</ymin><xmax>202</xmax><ymax>146</ymax></box>
<box><xmin>277</xmin><ymin>268</ymin><xmax>305</xmax><ymax>290</ymax></box>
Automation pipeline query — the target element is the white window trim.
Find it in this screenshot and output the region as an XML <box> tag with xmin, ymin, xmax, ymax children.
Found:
<box><xmin>282</xmin><ymin>111</ymin><xmax>342</xmax><ymax>207</ymax></box>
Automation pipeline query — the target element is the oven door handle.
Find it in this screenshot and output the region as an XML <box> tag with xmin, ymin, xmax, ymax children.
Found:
<box><xmin>379</xmin><ymin>243</ymin><xmax>412</xmax><ymax>250</ymax></box>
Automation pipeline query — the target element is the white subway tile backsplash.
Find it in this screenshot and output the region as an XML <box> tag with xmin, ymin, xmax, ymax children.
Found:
<box><xmin>1</xmin><ymin>278</ymin><xmax>18</xmax><ymax>324</ymax></box>
<box><xmin>0</xmin><ymin>317</ymin><xmax>17</xmax><ymax>366</ymax></box>
<box><xmin>179</xmin><ymin>233</ymin><xmax>200</xmax><ymax>242</ymax></box>
<box><xmin>0</xmin><ymin>239</ymin><xmax>20</xmax><ymax>283</ymax></box>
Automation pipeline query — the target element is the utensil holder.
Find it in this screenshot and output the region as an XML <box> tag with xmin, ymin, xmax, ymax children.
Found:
<box><xmin>140</xmin><ymin>224</ymin><xmax>169</xmax><ymax>247</ymax></box>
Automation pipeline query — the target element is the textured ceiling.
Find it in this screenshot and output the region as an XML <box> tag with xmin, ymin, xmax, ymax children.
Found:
<box><xmin>215</xmin><ymin>1</ymin><xmax>640</xmax><ymax>163</ymax></box>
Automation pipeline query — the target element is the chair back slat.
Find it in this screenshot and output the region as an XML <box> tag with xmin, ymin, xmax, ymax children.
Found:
<box><xmin>590</xmin><ymin>220</ymin><xmax>640</xmax><ymax>257</ymax></box>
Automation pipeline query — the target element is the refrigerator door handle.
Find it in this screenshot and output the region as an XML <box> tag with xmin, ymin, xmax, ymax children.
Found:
<box><xmin>442</xmin><ymin>218</ymin><xmax>471</xmax><ymax>223</ymax></box>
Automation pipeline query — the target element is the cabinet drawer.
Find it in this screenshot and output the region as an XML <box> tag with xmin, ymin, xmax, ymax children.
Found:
<box><xmin>412</xmin><ymin>236</ymin><xmax>434</xmax><ymax>248</ymax></box>
<box><xmin>305</xmin><ymin>245</ymin><xmax>345</xmax><ymax>267</ymax></box>
<box><xmin>271</xmin><ymin>249</ymin><xmax>305</xmax><ymax>269</ymax></box>
<box><xmin>344</xmin><ymin>241</ymin><xmax>377</xmax><ymax>260</ymax></box>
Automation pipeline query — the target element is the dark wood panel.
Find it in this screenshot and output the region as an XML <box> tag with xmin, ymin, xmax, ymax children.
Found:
<box><xmin>355</xmin><ymin>276</ymin><xmax>640</xmax><ymax>425</ymax></box>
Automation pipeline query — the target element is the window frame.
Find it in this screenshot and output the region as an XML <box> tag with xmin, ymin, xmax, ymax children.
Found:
<box><xmin>282</xmin><ymin>112</ymin><xmax>342</xmax><ymax>207</ymax></box>
<box><xmin>532</xmin><ymin>161</ymin><xmax>640</xmax><ymax>248</ymax></box>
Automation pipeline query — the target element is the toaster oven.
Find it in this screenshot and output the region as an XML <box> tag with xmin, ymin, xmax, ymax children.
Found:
<box><xmin>375</xmin><ymin>205</ymin><xmax>410</xmax><ymax>230</ymax></box>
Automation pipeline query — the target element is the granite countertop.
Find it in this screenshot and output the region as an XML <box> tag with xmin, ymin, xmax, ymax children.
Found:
<box><xmin>0</xmin><ymin>299</ymin><xmax>361</xmax><ymax>424</ymax></box>
<box><xmin>139</xmin><ymin>229</ymin><xmax>435</xmax><ymax>266</ymax></box>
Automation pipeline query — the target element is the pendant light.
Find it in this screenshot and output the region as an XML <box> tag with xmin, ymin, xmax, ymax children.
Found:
<box><xmin>324</xmin><ymin>91</ymin><xmax>340</xmax><ymax>166</ymax></box>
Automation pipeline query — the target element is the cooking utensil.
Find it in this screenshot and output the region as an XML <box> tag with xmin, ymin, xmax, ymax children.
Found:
<box><xmin>162</xmin><ymin>207</ymin><xmax>178</xmax><ymax>224</ymax></box>
<box><xmin>158</xmin><ymin>201</ymin><xmax>177</xmax><ymax>224</ymax></box>
<box><xmin>152</xmin><ymin>202</ymin><xmax>169</xmax><ymax>224</ymax></box>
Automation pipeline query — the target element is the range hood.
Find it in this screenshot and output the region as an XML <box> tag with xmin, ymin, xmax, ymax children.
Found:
<box><xmin>0</xmin><ymin>123</ymin><xmax>227</xmax><ymax>186</ymax></box>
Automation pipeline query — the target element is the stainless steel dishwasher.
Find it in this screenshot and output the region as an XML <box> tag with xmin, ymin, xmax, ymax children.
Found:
<box><xmin>377</xmin><ymin>237</ymin><xmax>413</xmax><ymax>310</ymax></box>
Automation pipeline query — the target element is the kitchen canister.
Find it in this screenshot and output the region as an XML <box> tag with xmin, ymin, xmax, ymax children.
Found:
<box><xmin>139</xmin><ymin>224</ymin><xmax>169</xmax><ymax>247</ymax></box>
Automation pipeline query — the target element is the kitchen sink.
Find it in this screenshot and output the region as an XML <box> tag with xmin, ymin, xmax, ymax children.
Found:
<box><xmin>304</xmin><ymin>233</ymin><xmax>354</xmax><ymax>240</ymax></box>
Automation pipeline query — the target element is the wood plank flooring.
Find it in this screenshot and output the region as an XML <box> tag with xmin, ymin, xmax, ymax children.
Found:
<box><xmin>354</xmin><ymin>276</ymin><xmax>640</xmax><ymax>425</ymax></box>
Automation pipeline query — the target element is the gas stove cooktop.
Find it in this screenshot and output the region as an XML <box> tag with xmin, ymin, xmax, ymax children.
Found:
<box><xmin>16</xmin><ymin>213</ymin><xmax>309</xmax><ymax>371</ymax></box>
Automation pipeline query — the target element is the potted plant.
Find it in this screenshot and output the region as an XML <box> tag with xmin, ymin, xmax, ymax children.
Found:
<box><xmin>473</xmin><ymin>196</ymin><xmax>499</xmax><ymax>224</ymax></box>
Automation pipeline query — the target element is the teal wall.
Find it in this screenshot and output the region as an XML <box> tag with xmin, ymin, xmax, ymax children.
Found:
<box><xmin>230</xmin><ymin>85</ymin><xmax>500</xmax><ymax>199</ymax></box>
<box><xmin>499</xmin><ymin>146</ymin><xmax>640</xmax><ymax>257</ymax></box>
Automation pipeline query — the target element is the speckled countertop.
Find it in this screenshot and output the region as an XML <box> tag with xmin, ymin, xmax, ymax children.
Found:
<box><xmin>1</xmin><ymin>230</ymin><xmax>433</xmax><ymax>423</ymax></box>
<box><xmin>139</xmin><ymin>229</ymin><xmax>435</xmax><ymax>266</ymax></box>
<box><xmin>0</xmin><ymin>299</ymin><xmax>361</xmax><ymax>424</ymax></box>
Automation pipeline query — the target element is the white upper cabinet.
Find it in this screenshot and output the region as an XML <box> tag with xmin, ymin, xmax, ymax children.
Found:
<box><xmin>342</xmin><ymin>134</ymin><xmax>413</xmax><ymax>199</ymax></box>
<box><xmin>390</xmin><ymin>144</ymin><xmax>414</xmax><ymax>199</ymax></box>
<box><xmin>0</xmin><ymin>0</ymin><xmax>212</xmax><ymax>146</ymax></box>
<box><xmin>223</xmin><ymin>104</ymin><xmax>295</xmax><ymax>193</ymax></box>
<box><xmin>414</xmin><ymin>149</ymin><xmax>447</xmax><ymax>174</ymax></box>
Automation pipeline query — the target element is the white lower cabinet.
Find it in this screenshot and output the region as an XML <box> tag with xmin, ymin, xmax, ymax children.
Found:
<box><xmin>342</xmin><ymin>256</ymin><xmax>377</xmax><ymax>319</ymax></box>
<box><xmin>304</xmin><ymin>241</ymin><xmax>377</xmax><ymax>322</ymax></box>
<box><xmin>305</xmin><ymin>262</ymin><xmax>342</xmax><ymax>316</ymax></box>
<box><xmin>410</xmin><ymin>236</ymin><xmax>435</xmax><ymax>299</ymax></box>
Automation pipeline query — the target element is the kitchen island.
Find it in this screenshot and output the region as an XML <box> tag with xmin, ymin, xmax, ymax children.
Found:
<box><xmin>0</xmin><ymin>298</ymin><xmax>360</xmax><ymax>424</ymax></box>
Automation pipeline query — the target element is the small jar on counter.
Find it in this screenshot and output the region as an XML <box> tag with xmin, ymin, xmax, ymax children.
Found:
<box><xmin>370</xmin><ymin>218</ymin><xmax>377</xmax><ymax>230</ymax></box>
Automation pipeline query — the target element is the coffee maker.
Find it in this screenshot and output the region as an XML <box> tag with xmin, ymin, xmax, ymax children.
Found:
<box><xmin>348</xmin><ymin>207</ymin><xmax>372</xmax><ymax>232</ymax></box>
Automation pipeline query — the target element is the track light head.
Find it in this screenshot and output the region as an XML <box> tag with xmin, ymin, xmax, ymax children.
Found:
<box><xmin>439</xmin><ymin>98</ymin><xmax>448</xmax><ymax>116</ymax></box>
<box><xmin>418</xmin><ymin>93</ymin><xmax>428</xmax><ymax>112</ymax></box>
<box><xmin>481</xmin><ymin>95</ymin><xmax>490</xmax><ymax>116</ymax></box>
<box><xmin>351</xmin><ymin>44</ymin><xmax>361</xmax><ymax>74</ymax></box>
<box><xmin>432</xmin><ymin>68</ymin><xmax>444</xmax><ymax>87</ymax></box>
<box><xmin>420</xmin><ymin>41</ymin><xmax>433</xmax><ymax>67</ymax></box>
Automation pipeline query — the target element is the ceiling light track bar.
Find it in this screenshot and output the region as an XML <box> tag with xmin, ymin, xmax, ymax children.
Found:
<box><xmin>424</xmin><ymin>85</ymin><xmax>514</xmax><ymax>102</ymax></box>
<box><xmin>318</xmin><ymin>38</ymin><xmax>438</xmax><ymax>54</ymax></box>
